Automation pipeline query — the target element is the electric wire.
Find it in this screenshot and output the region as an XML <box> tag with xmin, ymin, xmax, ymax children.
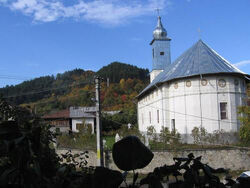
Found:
<box><xmin>139</xmin><ymin>102</ymin><xmax>239</xmax><ymax>124</ymax></box>
<box><xmin>0</xmin><ymin>75</ymin><xmax>33</xmax><ymax>80</ymax></box>
<box><xmin>1</xmin><ymin>80</ymin><xmax>94</xmax><ymax>98</ymax></box>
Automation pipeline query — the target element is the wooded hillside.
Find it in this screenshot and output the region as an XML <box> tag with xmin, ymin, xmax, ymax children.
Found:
<box><xmin>97</xmin><ymin>62</ymin><xmax>149</xmax><ymax>83</ymax></box>
<box><xmin>0</xmin><ymin>62</ymin><xmax>149</xmax><ymax>116</ymax></box>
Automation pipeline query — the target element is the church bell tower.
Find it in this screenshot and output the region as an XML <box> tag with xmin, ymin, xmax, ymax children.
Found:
<box><xmin>150</xmin><ymin>16</ymin><xmax>171</xmax><ymax>82</ymax></box>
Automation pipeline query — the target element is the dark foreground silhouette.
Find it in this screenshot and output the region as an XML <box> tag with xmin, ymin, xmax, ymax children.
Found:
<box><xmin>112</xmin><ymin>136</ymin><xmax>250</xmax><ymax>188</ymax></box>
<box><xmin>0</xmin><ymin>98</ymin><xmax>249</xmax><ymax>188</ymax></box>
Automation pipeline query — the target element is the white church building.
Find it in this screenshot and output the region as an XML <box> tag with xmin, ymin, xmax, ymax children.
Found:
<box><xmin>137</xmin><ymin>16</ymin><xmax>249</xmax><ymax>142</ymax></box>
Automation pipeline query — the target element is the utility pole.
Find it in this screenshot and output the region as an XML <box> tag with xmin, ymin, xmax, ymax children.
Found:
<box><xmin>95</xmin><ymin>76</ymin><xmax>104</xmax><ymax>166</ymax></box>
<box><xmin>107</xmin><ymin>78</ymin><xmax>110</xmax><ymax>87</ymax></box>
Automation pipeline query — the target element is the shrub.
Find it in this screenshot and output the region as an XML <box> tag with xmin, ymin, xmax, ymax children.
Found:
<box><xmin>238</xmin><ymin>106</ymin><xmax>250</xmax><ymax>144</ymax></box>
<box><xmin>170</xmin><ymin>128</ymin><xmax>181</xmax><ymax>145</ymax></box>
<box><xmin>191</xmin><ymin>126</ymin><xmax>207</xmax><ymax>144</ymax></box>
<box><xmin>159</xmin><ymin>126</ymin><xmax>170</xmax><ymax>144</ymax></box>
<box><xmin>146</xmin><ymin>125</ymin><xmax>157</xmax><ymax>141</ymax></box>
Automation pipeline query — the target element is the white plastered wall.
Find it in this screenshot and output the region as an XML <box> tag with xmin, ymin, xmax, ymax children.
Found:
<box><xmin>138</xmin><ymin>75</ymin><xmax>247</xmax><ymax>140</ymax></box>
<box><xmin>72</xmin><ymin>118</ymin><xmax>95</xmax><ymax>134</ymax></box>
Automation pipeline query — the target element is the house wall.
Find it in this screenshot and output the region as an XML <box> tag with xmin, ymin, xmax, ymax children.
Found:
<box><xmin>46</xmin><ymin>119</ymin><xmax>70</xmax><ymax>133</ymax></box>
<box><xmin>138</xmin><ymin>75</ymin><xmax>247</xmax><ymax>143</ymax></box>
<box><xmin>72</xmin><ymin>118</ymin><xmax>95</xmax><ymax>134</ymax></box>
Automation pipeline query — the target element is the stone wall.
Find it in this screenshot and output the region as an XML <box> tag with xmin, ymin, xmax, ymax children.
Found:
<box><xmin>56</xmin><ymin>148</ymin><xmax>250</xmax><ymax>173</ymax></box>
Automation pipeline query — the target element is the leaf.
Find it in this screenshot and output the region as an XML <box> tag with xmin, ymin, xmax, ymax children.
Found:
<box><xmin>33</xmin><ymin>160</ymin><xmax>42</xmax><ymax>177</ymax></box>
<box><xmin>112</xmin><ymin>136</ymin><xmax>154</xmax><ymax>171</ymax></box>
<box><xmin>73</xmin><ymin>154</ymin><xmax>80</xmax><ymax>158</ymax></box>
<box><xmin>132</xmin><ymin>172</ymin><xmax>139</xmax><ymax>186</ymax></box>
<box><xmin>14</xmin><ymin>135</ymin><xmax>25</xmax><ymax>145</ymax></box>
<box><xmin>0</xmin><ymin>167</ymin><xmax>17</xmax><ymax>186</ymax></box>
<box><xmin>57</xmin><ymin>165</ymin><xmax>67</xmax><ymax>176</ymax></box>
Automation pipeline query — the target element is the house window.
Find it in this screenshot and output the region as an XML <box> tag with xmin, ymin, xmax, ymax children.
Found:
<box><xmin>157</xmin><ymin>110</ymin><xmax>159</xmax><ymax>123</ymax></box>
<box><xmin>160</xmin><ymin>51</ymin><xmax>164</xmax><ymax>55</ymax></box>
<box><xmin>149</xmin><ymin>111</ymin><xmax>151</xmax><ymax>124</ymax></box>
<box><xmin>142</xmin><ymin>114</ymin><xmax>144</xmax><ymax>124</ymax></box>
<box><xmin>220</xmin><ymin>102</ymin><xmax>228</xmax><ymax>120</ymax></box>
<box><xmin>152</xmin><ymin>48</ymin><xmax>154</xmax><ymax>58</ymax></box>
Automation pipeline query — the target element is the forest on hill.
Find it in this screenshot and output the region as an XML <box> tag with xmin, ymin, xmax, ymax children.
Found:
<box><xmin>0</xmin><ymin>62</ymin><xmax>149</xmax><ymax>119</ymax></box>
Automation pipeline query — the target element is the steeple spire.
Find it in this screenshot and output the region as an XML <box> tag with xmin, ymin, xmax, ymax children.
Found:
<box><xmin>157</xmin><ymin>16</ymin><xmax>163</xmax><ymax>28</ymax></box>
<box><xmin>150</xmin><ymin>15</ymin><xmax>171</xmax><ymax>82</ymax></box>
<box><xmin>153</xmin><ymin>16</ymin><xmax>167</xmax><ymax>40</ymax></box>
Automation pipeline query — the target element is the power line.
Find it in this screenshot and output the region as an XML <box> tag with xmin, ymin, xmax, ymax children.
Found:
<box><xmin>139</xmin><ymin>102</ymin><xmax>239</xmax><ymax>125</ymax></box>
<box><xmin>103</xmin><ymin>101</ymin><xmax>239</xmax><ymax>125</ymax></box>
<box><xmin>101</xmin><ymin>115</ymin><xmax>181</xmax><ymax>139</ymax></box>
<box><xmin>1</xmin><ymin>80</ymin><xmax>93</xmax><ymax>98</ymax></box>
<box><xmin>20</xmin><ymin>93</ymin><xmax>95</xmax><ymax>106</ymax></box>
<box><xmin>0</xmin><ymin>74</ymin><xmax>32</xmax><ymax>81</ymax></box>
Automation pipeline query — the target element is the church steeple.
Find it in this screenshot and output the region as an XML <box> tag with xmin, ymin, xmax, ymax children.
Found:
<box><xmin>153</xmin><ymin>16</ymin><xmax>167</xmax><ymax>40</ymax></box>
<box><xmin>150</xmin><ymin>16</ymin><xmax>171</xmax><ymax>83</ymax></box>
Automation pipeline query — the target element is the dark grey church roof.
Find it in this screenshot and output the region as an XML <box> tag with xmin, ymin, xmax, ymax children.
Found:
<box><xmin>138</xmin><ymin>40</ymin><xmax>248</xmax><ymax>97</ymax></box>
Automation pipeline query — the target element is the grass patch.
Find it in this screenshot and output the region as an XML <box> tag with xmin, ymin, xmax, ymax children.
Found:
<box><xmin>56</xmin><ymin>129</ymin><xmax>249</xmax><ymax>151</ymax></box>
<box><xmin>103</xmin><ymin>136</ymin><xmax>115</xmax><ymax>150</ymax></box>
<box><xmin>57</xmin><ymin>133</ymin><xmax>116</xmax><ymax>151</ymax></box>
<box><xmin>57</xmin><ymin>133</ymin><xmax>96</xmax><ymax>150</ymax></box>
<box><xmin>148</xmin><ymin>140</ymin><xmax>236</xmax><ymax>151</ymax></box>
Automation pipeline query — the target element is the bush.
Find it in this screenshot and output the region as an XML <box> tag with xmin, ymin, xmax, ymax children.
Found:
<box><xmin>170</xmin><ymin>128</ymin><xmax>181</xmax><ymax>145</ymax></box>
<box><xmin>146</xmin><ymin>125</ymin><xmax>157</xmax><ymax>141</ymax></box>
<box><xmin>159</xmin><ymin>126</ymin><xmax>171</xmax><ymax>144</ymax></box>
<box><xmin>238</xmin><ymin>106</ymin><xmax>250</xmax><ymax>144</ymax></box>
<box><xmin>191</xmin><ymin>126</ymin><xmax>207</xmax><ymax>144</ymax></box>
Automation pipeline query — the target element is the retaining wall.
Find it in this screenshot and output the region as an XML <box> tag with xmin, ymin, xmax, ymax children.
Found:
<box><xmin>56</xmin><ymin>148</ymin><xmax>250</xmax><ymax>173</ymax></box>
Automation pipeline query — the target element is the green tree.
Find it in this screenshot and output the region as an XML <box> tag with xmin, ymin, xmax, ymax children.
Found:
<box><xmin>238</xmin><ymin>106</ymin><xmax>250</xmax><ymax>144</ymax></box>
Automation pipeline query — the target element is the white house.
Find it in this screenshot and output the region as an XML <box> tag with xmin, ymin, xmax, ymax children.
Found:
<box><xmin>137</xmin><ymin>16</ymin><xmax>249</xmax><ymax>143</ymax></box>
<box><xmin>70</xmin><ymin>106</ymin><xmax>96</xmax><ymax>134</ymax></box>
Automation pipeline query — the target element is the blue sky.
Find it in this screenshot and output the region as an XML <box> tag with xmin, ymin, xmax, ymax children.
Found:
<box><xmin>0</xmin><ymin>0</ymin><xmax>250</xmax><ymax>88</ymax></box>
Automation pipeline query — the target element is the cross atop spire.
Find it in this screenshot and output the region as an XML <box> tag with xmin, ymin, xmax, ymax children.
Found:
<box><xmin>198</xmin><ymin>28</ymin><xmax>201</xmax><ymax>39</ymax></box>
<box><xmin>155</xmin><ymin>8</ymin><xmax>161</xmax><ymax>16</ymax></box>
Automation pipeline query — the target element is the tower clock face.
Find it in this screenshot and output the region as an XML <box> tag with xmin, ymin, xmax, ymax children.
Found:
<box><xmin>218</xmin><ymin>79</ymin><xmax>226</xmax><ymax>88</ymax></box>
